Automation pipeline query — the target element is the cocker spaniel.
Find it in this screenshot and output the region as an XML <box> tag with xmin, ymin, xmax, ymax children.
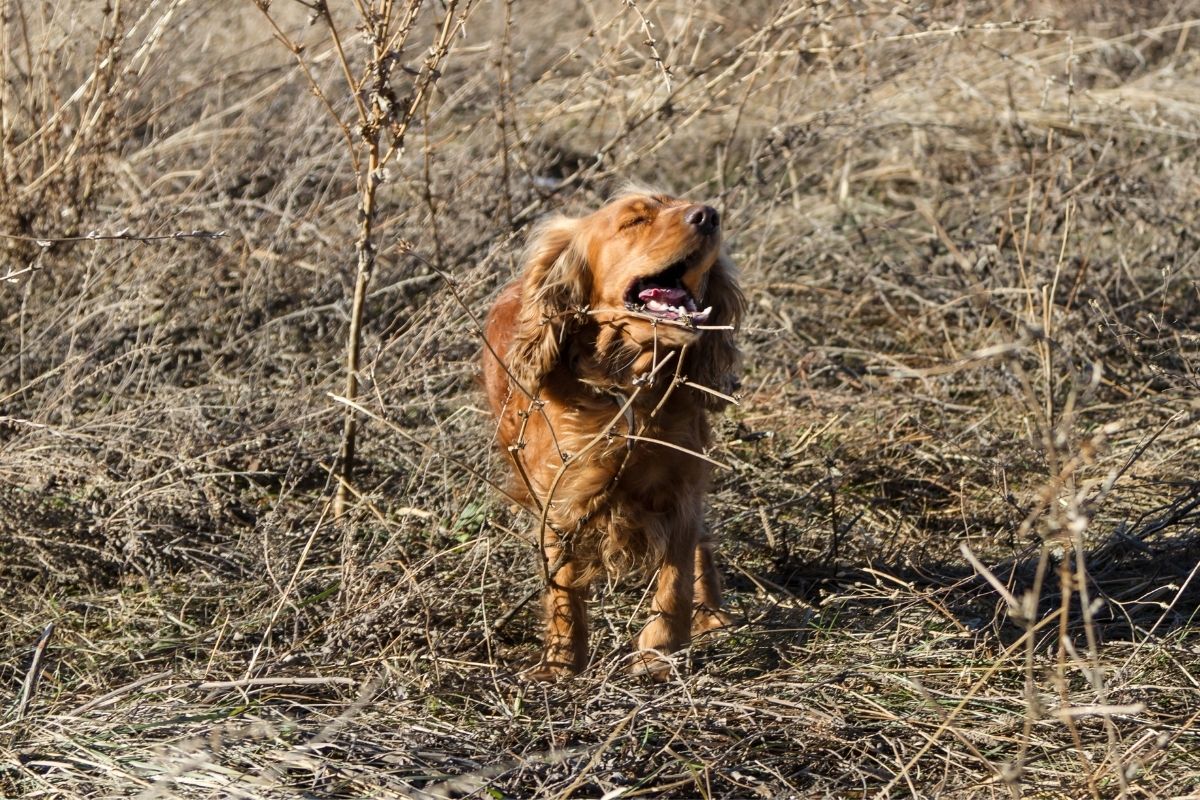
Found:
<box><xmin>482</xmin><ymin>188</ymin><xmax>745</xmax><ymax>680</ymax></box>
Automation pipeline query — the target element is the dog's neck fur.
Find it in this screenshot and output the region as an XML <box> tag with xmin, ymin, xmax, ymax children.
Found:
<box><xmin>562</xmin><ymin>320</ymin><xmax>696</xmax><ymax>399</ymax></box>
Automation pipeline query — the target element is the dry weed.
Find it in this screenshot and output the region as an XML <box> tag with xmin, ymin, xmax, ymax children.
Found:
<box><xmin>2</xmin><ymin>1</ymin><xmax>1198</xmax><ymax>797</ymax></box>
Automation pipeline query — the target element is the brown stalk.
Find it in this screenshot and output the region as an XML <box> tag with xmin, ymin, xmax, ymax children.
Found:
<box><xmin>257</xmin><ymin>0</ymin><xmax>475</xmax><ymax>520</ymax></box>
<box><xmin>15</xmin><ymin>623</ymin><xmax>54</xmax><ymax>718</ymax></box>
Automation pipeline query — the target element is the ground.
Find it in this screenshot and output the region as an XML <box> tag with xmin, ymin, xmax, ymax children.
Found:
<box><xmin>1</xmin><ymin>1</ymin><xmax>1198</xmax><ymax>797</ymax></box>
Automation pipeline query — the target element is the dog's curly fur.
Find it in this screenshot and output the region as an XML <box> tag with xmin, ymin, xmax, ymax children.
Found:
<box><xmin>482</xmin><ymin>188</ymin><xmax>745</xmax><ymax>679</ymax></box>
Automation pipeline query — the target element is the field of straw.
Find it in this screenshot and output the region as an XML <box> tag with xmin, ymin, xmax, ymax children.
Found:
<box><xmin>2</xmin><ymin>1</ymin><xmax>1199</xmax><ymax>797</ymax></box>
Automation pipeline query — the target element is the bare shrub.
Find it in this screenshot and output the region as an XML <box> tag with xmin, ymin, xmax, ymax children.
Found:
<box><xmin>2</xmin><ymin>1</ymin><xmax>1198</xmax><ymax>797</ymax></box>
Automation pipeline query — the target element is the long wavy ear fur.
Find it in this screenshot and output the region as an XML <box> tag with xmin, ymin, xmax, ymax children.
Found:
<box><xmin>508</xmin><ymin>215</ymin><xmax>591</xmax><ymax>394</ymax></box>
<box><xmin>686</xmin><ymin>252</ymin><xmax>746</xmax><ymax>410</ymax></box>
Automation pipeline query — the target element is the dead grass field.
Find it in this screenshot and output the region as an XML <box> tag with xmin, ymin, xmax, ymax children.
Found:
<box><xmin>2</xmin><ymin>1</ymin><xmax>1199</xmax><ymax>797</ymax></box>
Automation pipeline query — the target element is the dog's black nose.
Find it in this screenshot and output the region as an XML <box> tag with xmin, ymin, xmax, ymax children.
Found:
<box><xmin>684</xmin><ymin>204</ymin><xmax>719</xmax><ymax>235</ymax></box>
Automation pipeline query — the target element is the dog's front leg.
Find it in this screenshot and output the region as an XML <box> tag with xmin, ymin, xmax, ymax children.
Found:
<box><xmin>530</xmin><ymin>549</ymin><xmax>588</xmax><ymax>681</ymax></box>
<box><xmin>632</xmin><ymin>530</ymin><xmax>696</xmax><ymax>680</ymax></box>
<box><xmin>691</xmin><ymin>533</ymin><xmax>734</xmax><ymax>635</ymax></box>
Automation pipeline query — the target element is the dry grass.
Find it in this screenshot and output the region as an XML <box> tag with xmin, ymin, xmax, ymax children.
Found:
<box><xmin>2</xmin><ymin>0</ymin><xmax>1199</xmax><ymax>797</ymax></box>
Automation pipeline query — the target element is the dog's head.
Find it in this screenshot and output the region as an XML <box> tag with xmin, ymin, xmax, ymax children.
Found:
<box><xmin>509</xmin><ymin>189</ymin><xmax>744</xmax><ymax>405</ymax></box>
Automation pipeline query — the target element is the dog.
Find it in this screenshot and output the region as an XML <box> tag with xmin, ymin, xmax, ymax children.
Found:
<box><xmin>481</xmin><ymin>188</ymin><xmax>745</xmax><ymax>679</ymax></box>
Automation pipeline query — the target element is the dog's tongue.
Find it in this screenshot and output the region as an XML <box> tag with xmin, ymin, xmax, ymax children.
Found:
<box><xmin>638</xmin><ymin>286</ymin><xmax>689</xmax><ymax>305</ymax></box>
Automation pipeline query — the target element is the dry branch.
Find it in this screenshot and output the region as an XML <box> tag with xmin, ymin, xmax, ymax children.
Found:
<box><xmin>3</xmin><ymin>1</ymin><xmax>1200</xmax><ymax>797</ymax></box>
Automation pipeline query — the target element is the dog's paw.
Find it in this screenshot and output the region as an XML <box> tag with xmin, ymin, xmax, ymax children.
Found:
<box><xmin>523</xmin><ymin>663</ymin><xmax>576</xmax><ymax>683</ymax></box>
<box><xmin>524</xmin><ymin>644</ymin><xmax>584</xmax><ymax>682</ymax></box>
<box><xmin>691</xmin><ymin>607</ymin><xmax>735</xmax><ymax>637</ymax></box>
<box><xmin>629</xmin><ymin>650</ymin><xmax>676</xmax><ymax>682</ymax></box>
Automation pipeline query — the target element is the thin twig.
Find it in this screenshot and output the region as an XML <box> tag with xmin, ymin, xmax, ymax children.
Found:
<box><xmin>192</xmin><ymin>676</ymin><xmax>358</xmax><ymax>690</ymax></box>
<box><xmin>68</xmin><ymin>670</ymin><xmax>174</xmax><ymax>717</ymax></box>
<box><xmin>0</xmin><ymin>229</ymin><xmax>226</xmax><ymax>244</ymax></box>
<box><xmin>615</xmin><ymin>433</ymin><xmax>732</xmax><ymax>470</ymax></box>
<box><xmin>15</xmin><ymin>623</ymin><xmax>54</xmax><ymax>719</ymax></box>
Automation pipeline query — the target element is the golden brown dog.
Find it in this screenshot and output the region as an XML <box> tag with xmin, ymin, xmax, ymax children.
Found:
<box><xmin>482</xmin><ymin>188</ymin><xmax>745</xmax><ymax>679</ymax></box>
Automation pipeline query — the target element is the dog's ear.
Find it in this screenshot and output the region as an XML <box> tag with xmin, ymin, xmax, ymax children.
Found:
<box><xmin>687</xmin><ymin>253</ymin><xmax>746</xmax><ymax>410</ymax></box>
<box><xmin>508</xmin><ymin>215</ymin><xmax>591</xmax><ymax>393</ymax></box>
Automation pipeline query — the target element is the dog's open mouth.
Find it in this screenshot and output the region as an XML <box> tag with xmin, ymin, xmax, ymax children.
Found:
<box><xmin>623</xmin><ymin>260</ymin><xmax>712</xmax><ymax>324</ymax></box>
